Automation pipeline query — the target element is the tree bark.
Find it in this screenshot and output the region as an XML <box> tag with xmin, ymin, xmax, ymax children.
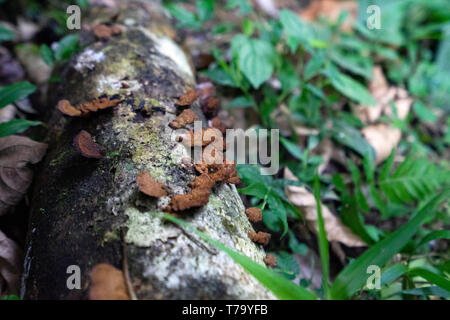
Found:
<box><xmin>22</xmin><ymin>0</ymin><xmax>274</xmax><ymax>300</ymax></box>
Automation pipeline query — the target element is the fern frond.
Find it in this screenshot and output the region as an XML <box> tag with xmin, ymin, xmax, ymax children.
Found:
<box><xmin>378</xmin><ymin>155</ymin><xmax>447</xmax><ymax>204</ymax></box>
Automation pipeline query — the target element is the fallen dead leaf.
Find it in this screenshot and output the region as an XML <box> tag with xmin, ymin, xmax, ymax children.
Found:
<box><xmin>362</xmin><ymin>124</ymin><xmax>401</xmax><ymax>164</ymax></box>
<box><xmin>89</xmin><ymin>263</ymin><xmax>130</xmax><ymax>300</ymax></box>
<box><xmin>0</xmin><ymin>230</ymin><xmax>22</xmax><ymax>295</ymax></box>
<box><xmin>355</xmin><ymin>66</ymin><xmax>413</xmax><ymax>123</ymax></box>
<box><xmin>284</xmin><ymin>168</ymin><xmax>366</xmax><ymax>247</ymax></box>
<box><xmin>355</xmin><ymin>66</ymin><xmax>413</xmax><ymax>164</ymax></box>
<box><xmin>0</xmin><ymin>135</ymin><xmax>47</xmax><ymax>216</ymax></box>
<box><xmin>300</xmin><ymin>0</ymin><xmax>357</xmax><ymax>31</ymax></box>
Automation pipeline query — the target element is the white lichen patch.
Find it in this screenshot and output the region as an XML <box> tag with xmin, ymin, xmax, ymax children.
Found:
<box><xmin>96</xmin><ymin>74</ymin><xmax>123</xmax><ymax>93</ymax></box>
<box><xmin>125</xmin><ymin>207</ymin><xmax>180</xmax><ymax>246</ymax></box>
<box><xmin>140</xmin><ymin>27</ymin><xmax>194</xmax><ymax>79</ymax></box>
<box><xmin>74</xmin><ymin>49</ymin><xmax>105</xmax><ymax>73</ymax></box>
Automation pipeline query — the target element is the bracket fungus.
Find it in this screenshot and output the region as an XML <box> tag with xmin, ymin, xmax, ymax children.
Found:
<box><xmin>169</xmin><ymin>108</ymin><xmax>198</xmax><ymax>129</ymax></box>
<box><xmin>93</xmin><ymin>24</ymin><xmax>122</xmax><ymax>40</ymax></box>
<box><xmin>88</xmin><ymin>263</ymin><xmax>130</xmax><ymax>300</ymax></box>
<box><xmin>73</xmin><ymin>130</ymin><xmax>105</xmax><ymax>159</ymax></box>
<box><xmin>136</xmin><ymin>171</ymin><xmax>167</xmax><ymax>198</ymax></box>
<box><xmin>57</xmin><ymin>96</ymin><xmax>122</xmax><ymax>117</ymax></box>
<box><xmin>175</xmin><ymin>88</ymin><xmax>198</xmax><ymax>106</ymax></box>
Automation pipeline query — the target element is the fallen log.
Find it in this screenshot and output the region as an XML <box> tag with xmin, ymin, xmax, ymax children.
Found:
<box><xmin>22</xmin><ymin>0</ymin><xmax>274</xmax><ymax>300</ymax></box>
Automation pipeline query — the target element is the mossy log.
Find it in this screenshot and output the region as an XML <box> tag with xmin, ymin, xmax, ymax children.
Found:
<box><xmin>22</xmin><ymin>0</ymin><xmax>274</xmax><ymax>300</ymax></box>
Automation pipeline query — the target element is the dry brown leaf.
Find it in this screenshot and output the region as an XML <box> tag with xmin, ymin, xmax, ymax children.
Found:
<box><xmin>89</xmin><ymin>263</ymin><xmax>130</xmax><ymax>300</ymax></box>
<box><xmin>300</xmin><ymin>0</ymin><xmax>357</xmax><ymax>31</ymax></box>
<box><xmin>0</xmin><ymin>230</ymin><xmax>22</xmax><ymax>295</ymax></box>
<box><xmin>362</xmin><ymin>124</ymin><xmax>401</xmax><ymax>164</ymax></box>
<box><xmin>0</xmin><ymin>135</ymin><xmax>47</xmax><ymax>216</ymax></box>
<box><xmin>284</xmin><ymin>168</ymin><xmax>366</xmax><ymax>247</ymax></box>
<box><xmin>355</xmin><ymin>66</ymin><xmax>413</xmax><ymax>123</ymax></box>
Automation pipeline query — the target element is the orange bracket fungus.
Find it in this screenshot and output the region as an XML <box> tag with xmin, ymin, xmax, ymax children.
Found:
<box><xmin>88</xmin><ymin>263</ymin><xmax>130</xmax><ymax>300</ymax></box>
<box><xmin>58</xmin><ymin>96</ymin><xmax>122</xmax><ymax>117</ymax></box>
<box><xmin>136</xmin><ymin>171</ymin><xmax>167</xmax><ymax>197</ymax></box>
<box><xmin>73</xmin><ymin>130</ymin><xmax>105</xmax><ymax>159</ymax></box>
<box><xmin>176</xmin><ymin>88</ymin><xmax>199</xmax><ymax>106</ymax></box>
<box><xmin>169</xmin><ymin>109</ymin><xmax>199</xmax><ymax>129</ymax></box>
<box><xmin>93</xmin><ymin>24</ymin><xmax>122</xmax><ymax>40</ymax></box>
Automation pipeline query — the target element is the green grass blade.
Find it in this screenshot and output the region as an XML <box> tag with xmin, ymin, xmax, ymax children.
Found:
<box><xmin>161</xmin><ymin>213</ymin><xmax>317</xmax><ymax>300</ymax></box>
<box><xmin>330</xmin><ymin>189</ymin><xmax>450</xmax><ymax>299</ymax></box>
<box><xmin>313</xmin><ymin>173</ymin><xmax>330</xmax><ymax>299</ymax></box>
<box><xmin>380</xmin><ymin>264</ymin><xmax>408</xmax><ymax>286</ymax></box>
<box><xmin>408</xmin><ymin>268</ymin><xmax>450</xmax><ymax>292</ymax></box>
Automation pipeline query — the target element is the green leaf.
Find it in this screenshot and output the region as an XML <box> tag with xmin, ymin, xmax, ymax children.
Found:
<box><xmin>0</xmin><ymin>119</ymin><xmax>41</xmax><ymax>138</ymax></box>
<box><xmin>326</xmin><ymin>65</ymin><xmax>376</xmax><ymax>106</ymax></box>
<box><xmin>237</xmin><ymin>38</ymin><xmax>275</xmax><ymax>89</ymax></box>
<box><xmin>54</xmin><ymin>34</ymin><xmax>80</xmax><ymax>61</ymax></box>
<box><xmin>202</xmin><ymin>67</ymin><xmax>238</xmax><ymax>88</ymax></box>
<box><xmin>267</xmin><ymin>191</ymin><xmax>288</xmax><ymax>237</ymax></box>
<box><xmin>280</xmin><ymin>137</ymin><xmax>303</xmax><ymax>160</ymax></box>
<box><xmin>417</xmin><ymin>230</ymin><xmax>450</xmax><ymax>248</ymax></box>
<box><xmin>288</xmin><ymin>231</ymin><xmax>308</xmax><ymax>255</ymax></box>
<box><xmin>39</xmin><ymin>44</ymin><xmax>54</xmax><ymax>66</ymax></box>
<box><xmin>279</xmin><ymin>9</ymin><xmax>314</xmax><ymax>51</ymax></box>
<box><xmin>313</xmin><ymin>173</ymin><xmax>330</xmax><ymax>299</ymax></box>
<box><xmin>226</xmin><ymin>96</ymin><xmax>254</xmax><ymax>109</ymax></box>
<box><xmin>0</xmin><ymin>81</ymin><xmax>36</xmax><ymax>109</ymax></box>
<box><xmin>331</xmin><ymin>120</ymin><xmax>376</xmax><ymax>159</ymax></box>
<box><xmin>378</xmin><ymin>155</ymin><xmax>446</xmax><ymax>204</ymax></box>
<box><xmin>304</xmin><ymin>51</ymin><xmax>325</xmax><ymax>80</ymax></box>
<box><xmin>402</xmin><ymin>286</ymin><xmax>450</xmax><ymax>298</ymax></box>
<box><xmin>380</xmin><ymin>263</ymin><xmax>408</xmax><ymax>286</ymax></box>
<box><xmin>226</xmin><ymin>0</ymin><xmax>253</xmax><ymax>15</ymax></box>
<box><xmin>162</xmin><ymin>213</ymin><xmax>317</xmax><ymax>300</ymax></box>
<box><xmin>263</xmin><ymin>209</ymin><xmax>283</xmax><ymax>232</ymax></box>
<box><xmin>330</xmin><ymin>190</ymin><xmax>450</xmax><ymax>299</ymax></box>
<box><xmin>238</xmin><ymin>182</ymin><xmax>268</xmax><ymax>199</ymax></box>
<box><xmin>196</xmin><ymin>0</ymin><xmax>215</xmax><ymax>21</ymax></box>
<box><xmin>0</xmin><ymin>26</ymin><xmax>15</xmax><ymax>42</ymax></box>
<box><xmin>274</xmin><ymin>251</ymin><xmax>300</xmax><ymax>280</ymax></box>
<box><xmin>413</xmin><ymin>101</ymin><xmax>437</xmax><ymax>123</ymax></box>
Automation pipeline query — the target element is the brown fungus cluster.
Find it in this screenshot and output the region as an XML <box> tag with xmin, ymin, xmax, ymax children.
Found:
<box><xmin>176</xmin><ymin>88</ymin><xmax>198</xmax><ymax>106</ymax></box>
<box><xmin>169</xmin><ymin>109</ymin><xmax>198</xmax><ymax>129</ymax></box>
<box><xmin>263</xmin><ymin>254</ymin><xmax>277</xmax><ymax>268</ymax></box>
<box><xmin>245</xmin><ymin>207</ymin><xmax>262</xmax><ymax>223</ymax></box>
<box><xmin>169</xmin><ymin>161</ymin><xmax>240</xmax><ymax>212</ymax></box>
<box><xmin>248</xmin><ymin>231</ymin><xmax>271</xmax><ymax>246</ymax></box>
<box><xmin>93</xmin><ymin>24</ymin><xmax>122</xmax><ymax>40</ymax></box>
<box><xmin>58</xmin><ymin>96</ymin><xmax>122</xmax><ymax>117</ymax></box>
<box><xmin>165</xmin><ymin>84</ymin><xmax>239</xmax><ymax>212</ymax></box>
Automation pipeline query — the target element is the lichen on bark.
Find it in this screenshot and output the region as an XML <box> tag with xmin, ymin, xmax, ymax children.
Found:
<box><xmin>23</xmin><ymin>0</ymin><xmax>275</xmax><ymax>300</ymax></box>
